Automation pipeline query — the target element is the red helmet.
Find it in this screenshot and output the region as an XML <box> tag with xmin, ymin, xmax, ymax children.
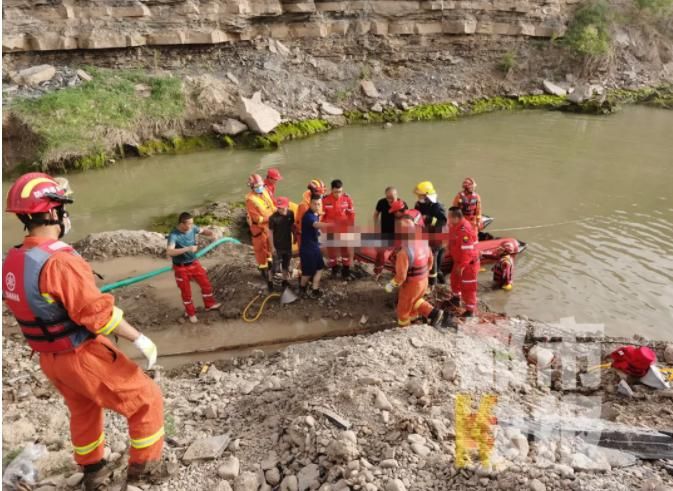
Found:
<box><xmin>388</xmin><ymin>199</ymin><xmax>407</xmax><ymax>214</ymax></box>
<box><xmin>248</xmin><ymin>174</ymin><xmax>264</xmax><ymax>189</ymax></box>
<box><xmin>275</xmin><ymin>196</ymin><xmax>290</xmax><ymax>208</ymax></box>
<box><xmin>403</xmin><ymin>209</ymin><xmax>423</xmax><ymax>226</ymax></box>
<box><xmin>266</xmin><ymin>168</ymin><xmax>283</xmax><ymax>181</ymax></box>
<box><xmin>308</xmin><ymin>179</ymin><xmax>326</xmax><ymax>195</ymax></box>
<box><xmin>6</xmin><ymin>173</ymin><xmax>73</xmax><ymax>215</ymax></box>
<box><xmin>501</xmin><ymin>241</ymin><xmax>516</xmax><ymax>254</ymax></box>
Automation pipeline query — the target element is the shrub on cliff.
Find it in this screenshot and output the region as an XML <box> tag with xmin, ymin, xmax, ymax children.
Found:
<box><xmin>11</xmin><ymin>67</ymin><xmax>185</xmax><ymax>170</ymax></box>
<box><xmin>634</xmin><ymin>0</ymin><xmax>673</xmax><ymax>15</ymax></box>
<box><xmin>564</xmin><ymin>0</ymin><xmax>613</xmax><ymax>58</ymax></box>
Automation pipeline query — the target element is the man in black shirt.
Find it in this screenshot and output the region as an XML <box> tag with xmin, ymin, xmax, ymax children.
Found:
<box><xmin>373</xmin><ymin>187</ymin><xmax>408</xmax><ymax>278</ymax></box>
<box><xmin>269</xmin><ymin>197</ymin><xmax>295</xmax><ymax>289</ymax></box>
<box><xmin>413</xmin><ymin>181</ymin><xmax>447</xmax><ymax>287</ymax></box>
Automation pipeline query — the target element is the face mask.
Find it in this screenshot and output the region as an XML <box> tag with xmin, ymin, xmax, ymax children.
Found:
<box><xmin>254</xmin><ymin>185</ymin><xmax>264</xmax><ymax>194</ymax></box>
<box><xmin>418</xmin><ymin>197</ymin><xmax>427</xmax><ymax>203</ymax></box>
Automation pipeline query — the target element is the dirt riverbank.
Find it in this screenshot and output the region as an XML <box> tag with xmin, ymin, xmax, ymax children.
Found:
<box><xmin>3</xmin><ymin>230</ymin><xmax>673</xmax><ymax>490</ymax></box>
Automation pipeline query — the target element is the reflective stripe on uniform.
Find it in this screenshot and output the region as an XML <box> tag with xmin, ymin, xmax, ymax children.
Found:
<box><xmin>413</xmin><ymin>297</ymin><xmax>426</xmax><ymax>310</ymax></box>
<box><xmin>96</xmin><ymin>306</ymin><xmax>123</xmax><ymax>336</ymax></box>
<box><xmin>430</xmin><ymin>217</ymin><xmax>437</xmax><ymax>226</ymax></box>
<box><xmin>462</xmin><ymin>279</ymin><xmax>477</xmax><ymax>283</ymax></box>
<box><xmin>74</xmin><ymin>432</ymin><xmax>105</xmax><ymax>456</ymax></box>
<box><xmin>130</xmin><ymin>427</ymin><xmax>165</xmax><ymax>450</ymax></box>
<box><xmin>461</xmin><ymin>245</ymin><xmax>474</xmax><ymax>250</ymax></box>
<box><xmin>41</xmin><ymin>293</ymin><xmax>56</xmax><ymax>304</ymax></box>
<box><xmin>398</xmin><ymin>318</ymin><xmax>411</xmax><ymax>327</ymax></box>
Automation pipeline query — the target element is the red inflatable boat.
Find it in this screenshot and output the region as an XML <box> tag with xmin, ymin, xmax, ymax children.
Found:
<box><xmin>353</xmin><ymin>216</ymin><xmax>527</xmax><ymax>274</ymax></box>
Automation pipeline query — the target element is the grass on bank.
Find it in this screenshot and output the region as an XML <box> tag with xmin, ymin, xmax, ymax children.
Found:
<box><xmin>11</xmin><ymin>67</ymin><xmax>185</xmax><ymax>170</ymax></box>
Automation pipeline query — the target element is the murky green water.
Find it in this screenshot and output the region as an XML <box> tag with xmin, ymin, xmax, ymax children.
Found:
<box><xmin>3</xmin><ymin>107</ymin><xmax>672</xmax><ymax>339</ymax></box>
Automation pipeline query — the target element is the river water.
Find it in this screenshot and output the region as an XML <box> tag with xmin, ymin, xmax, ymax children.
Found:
<box><xmin>3</xmin><ymin>107</ymin><xmax>672</xmax><ymax>339</ymax></box>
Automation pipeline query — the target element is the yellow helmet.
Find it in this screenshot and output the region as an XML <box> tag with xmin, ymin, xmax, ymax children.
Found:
<box><xmin>414</xmin><ymin>181</ymin><xmax>436</xmax><ymax>196</ymax></box>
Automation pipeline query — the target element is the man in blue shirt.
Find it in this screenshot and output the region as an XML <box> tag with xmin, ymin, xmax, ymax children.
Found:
<box><xmin>300</xmin><ymin>196</ymin><xmax>329</xmax><ymax>297</ymax></box>
<box><xmin>167</xmin><ymin>212</ymin><xmax>221</xmax><ymax>323</ymax></box>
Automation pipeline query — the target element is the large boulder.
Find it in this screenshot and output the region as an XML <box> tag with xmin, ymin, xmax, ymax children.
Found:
<box><xmin>237</xmin><ymin>92</ymin><xmax>281</xmax><ymax>134</ymax></box>
<box><xmin>12</xmin><ymin>64</ymin><xmax>56</xmax><ymax>86</ymax></box>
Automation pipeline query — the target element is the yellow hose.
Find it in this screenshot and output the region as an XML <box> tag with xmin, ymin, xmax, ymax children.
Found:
<box><xmin>242</xmin><ymin>293</ymin><xmax>280</xmax><ymax>323</ymax></box>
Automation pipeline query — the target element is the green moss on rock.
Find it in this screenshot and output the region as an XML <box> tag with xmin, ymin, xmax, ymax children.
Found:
<box><xmin>242</xmin><ymin>119</ymin><xmax>331</xmax><ymax>149</ymax></box>
<box><xmin>517</xmin><ymin>94</ymin><xmax>567</xmax><ymax>108</ymax></box>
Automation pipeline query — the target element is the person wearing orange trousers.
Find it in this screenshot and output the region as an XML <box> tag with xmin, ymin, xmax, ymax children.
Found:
<box><xmin>383</xmin><ymin>214</ymin><xmax>444</xmax><ymax>327</ymax></box>
<box><xmin>2</xmin><ymin>173</ymin><xmax>165</xmax><ymax>490</ymax></box>
<box><xmin>246</xmin><ymin>173</ymin><xmax>277</xmax><ymax>291</ymax></box>
<box><xmin>447</xmin><ymin>206</ymin><xmax>480</xmax><ymax>316</ymax></box>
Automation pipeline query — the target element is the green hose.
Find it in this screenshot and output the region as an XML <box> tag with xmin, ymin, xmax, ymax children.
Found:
<box><xmin>99</xmin><ymin>237</ymin><xmax>241</xmax><ymax>293</ymax></box>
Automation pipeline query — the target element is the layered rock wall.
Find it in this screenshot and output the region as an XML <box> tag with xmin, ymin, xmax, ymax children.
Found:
<box><xmin>3</xmin><ymin>0</ymin><xmax>576</xmax><ymax>53</ymax></box>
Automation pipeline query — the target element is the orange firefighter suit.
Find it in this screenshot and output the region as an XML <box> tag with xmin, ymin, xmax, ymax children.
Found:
<box><xmin>391</xmin><ymin>241</ymin><xmax>435</xmax><ymax>327</ymax></box>
<box><xmin>17</xmin><ymin>237</ymin><xmax>164</xmax><ymax>467</ymax></box>
<box><xmin>246</xmin><ymin>188</ymin><xmax>277</xmax><ymax>269</ymax></box>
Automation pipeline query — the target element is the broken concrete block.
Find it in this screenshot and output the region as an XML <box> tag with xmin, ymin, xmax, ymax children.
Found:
<box><xmin>182</xmin><ymin>434</ymin><xmax>231</xmax><ymax>463</ymax></box>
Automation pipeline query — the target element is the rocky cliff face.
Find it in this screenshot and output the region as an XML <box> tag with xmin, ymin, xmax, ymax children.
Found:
<box><xmin>3</xmin><ymin>0</ymin><xmax>575</xmax><ymax>53</ymax></box>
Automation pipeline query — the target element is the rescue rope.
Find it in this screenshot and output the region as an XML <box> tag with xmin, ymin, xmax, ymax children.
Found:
<box><xmin>99</xmin><ymin>237</ymin><xmax>241</xmax><ymax>293</ymax></box>
<box><xmin>488</xmin><ymin>218</ymin><xmax>595</xmax><ymax>233</ymax></box>
<box><xmin>242</xmin><ymin>293</ymin><xmax>280</xmax><ymax>323</ymax></box>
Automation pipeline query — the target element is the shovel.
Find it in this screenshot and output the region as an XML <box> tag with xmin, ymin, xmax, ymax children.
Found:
<box><xmin>280</xmin><ymin>287</ymin><xmax>299</xmax><ymax>305</ymax></box>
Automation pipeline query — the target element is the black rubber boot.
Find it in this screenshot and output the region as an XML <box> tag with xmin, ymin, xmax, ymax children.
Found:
<box><xmin>331</xmin><ymin>265</ymin><xmax>341</xmax><ymax>278</ymax></box>
<box><xmin>82</xmin><ymin>460</ymin><xmax>113</xmax><ymax>491</ymax></box>
<box><xmin>442</xmin><ymin>311</ymin><xmax>458</xmax><ymax>329</ymax></box>
<box><xmin>342</xmin><ymin>265</ymin><xmax>352</xmax><ymax>281</ymax></box>
<box><xmin>267</xmin><ymin>280</ymin><xmax>274</xmax><ymax>292</ymax></box>
<box><xmin>281</xmin><ymin>280</ymin><xmax>290</xmax><ymax>289</ymax></box>
<box><xmin>428</xmin><ymin>275</ymin><xmax>437</xmax><ymax>287</ymax></box>
<box><xmin>462</xmin><ymin>310</ymin><xmax>475</xmax><ymax>318</ymax></box>
<box><xmin>123</xmin><ymin>459</ymin><xmax>177</xmax><ymax>489</ymax></box>
<box><xmin>427</xmin><ymin>308</ymin><xmax>444</xmax><ymax>327</ymax></box>
<box><xmin>449</xmin><ymin>296</ymin><xmax>461</xmax><ymax>307</ymax></box>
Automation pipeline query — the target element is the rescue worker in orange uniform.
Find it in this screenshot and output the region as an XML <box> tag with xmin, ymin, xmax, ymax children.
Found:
<box><xmin>322</xmin><ymin>179</ymin><xmax>356</xmax><ymax>280</ymax></box>
<box><xmin>2</xmin><ymin>173</ymin><xmax>166</xmax><ymax>490</ymax></box>
<box><xmin>383</xmin><ymin>212</ymin><xmax>444</xmax><ymax>327</ymax></box>
<box><xmin>295</xmin><ymin>179</ymin><xmax>326</xmax><ymax>248</ymax></box>
<box><xmin>264</xmin><ymin>168</ymin><xmax>283</xmax><ymax>201</ymax></box>
<box><xmin>452</xmin><ymin>177</ymin><xmax>482</xmax><ymax>234</ymax></box>
<box><xmin>447</xmin><ymin>206</ymin><xmax>480</xmax><ymax>317</ymax></box>
<box><xmin>246</xmin><ymin>174</ymin><xmax>277</xmax><ymax>291</ymax></box>
<box><xmin>492</xmin><ymin>241</ymin><xmax>515</xmax><ymax>291</ymax></box>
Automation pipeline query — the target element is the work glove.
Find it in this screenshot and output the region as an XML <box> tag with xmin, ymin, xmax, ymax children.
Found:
<box><xmin>134</xmin><ymin>334</ymin><xmax>158</xmax><ymax>370</ymax></box>
<box><xmin>384</xmin><ymin>282</ymin><xmax>396</xmax><ymax>293</ymax></box>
